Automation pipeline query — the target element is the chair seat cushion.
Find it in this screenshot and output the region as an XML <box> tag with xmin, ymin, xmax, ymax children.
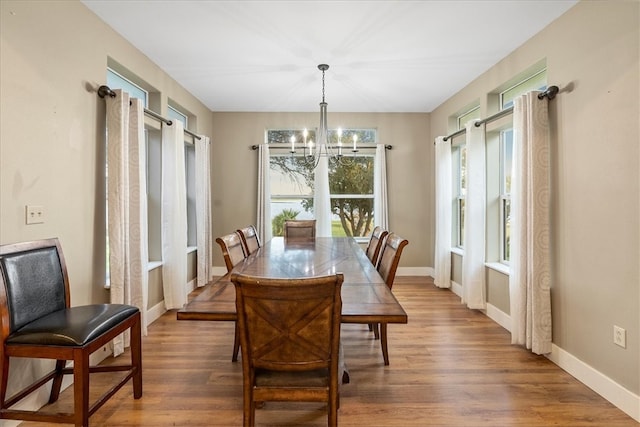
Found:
<box><xmin>255</xmin><ymin>368</ymin><xmax>330</xmax><ymax>388</ymax></box>
<box><xmin>7</xmin><ymin>304</ymin><xmax>139</xmax><ymax>346</ymax></box>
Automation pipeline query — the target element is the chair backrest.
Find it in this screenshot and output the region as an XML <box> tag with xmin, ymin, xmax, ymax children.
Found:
<box><xmin>0</xmin><ymin>238</ymin><xmax>69</xmax><ymax>335</ymax></box>
<box><xmin>237</xmin><ymin>225</ymin><xmax>261</xmax><ymax>255</ymax></box>
<box><xmin>216</xmin><ymin>232</ymin><xmax>247</xmax><ymax>273</ymax></box>
<box><xmin>365</xmin><ymin>226</ymin><xmax>389</xmax><ymax>267</ymax></box>
<box><xmin>283</xmin><ymin>219</ymin><xmax>316</xmax><ymax>240</ymax></box>
<box><xmin>231</xmin><ymin>272</ymin><xmax>343</xmax><ymax>372</ymax></box>
<box><xmin>377</xmin><ymin>233</ymin><xmax>409</xmax><ymax>290</ymax></box>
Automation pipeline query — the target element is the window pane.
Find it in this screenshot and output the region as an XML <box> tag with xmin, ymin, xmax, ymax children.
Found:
<box><xmin>329</xmin><ymin>156</ymin><xmax>373</xmax><ymax>195</ymax></box>
<box><xmin>107</xmin><ymin>69</ymin><xmax>148</xmax><ymax>106</ymax></box>
<box><xmin>268</xmin><ymin>128</ymin><xmax>377</xmax><ymax>239</ymax></box>
<box><xmin>458</xmin><ymin>197</ymin><xmax>465</xmax><ymax>247</ymax></box>
<box><xmin>457</xmin><ymin>106</ymin><xmax>480</xmax><ymax>130</ymax></box>
<box><xmin>501</xmin><ymin>69</ymin><xmax>547</xmax><ymax>109</ymax></box>
<box><xmin>502</xmin><ymin>197</ymin><xmax>511</xmax><ymax>262</ymax></box>
<box><xmin>168</xmin><ymin>105</ymin><xmax>188</xmax><ymax>129</ymax></box>
<box><xmin>501</xmin><ymin>129</ymin><xmax>513</xmax><ymax>194</ymax></box>
<box><xmin>185</xmin><ymin>144</ymin><xmax>196</xmax><ymax>247</ymax></box>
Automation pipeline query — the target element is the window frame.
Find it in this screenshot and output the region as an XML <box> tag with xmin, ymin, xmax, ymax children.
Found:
<box><xmin>266</xmin><ymin>128</ymin><xmax>378</xmax><ymax>242</ymax></box>
<box><xmin>452</xmin><ymin>106</ymin><xmax>479</xmax><ymax>249</ymax></box>
<box><xmin>495</xmin><ymin>69</ymin><xmax>547</xmax><ymax>265</ymax></box>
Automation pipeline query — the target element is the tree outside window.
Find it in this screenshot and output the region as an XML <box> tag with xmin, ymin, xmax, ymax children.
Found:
<box><xmin>268</xmin><ymin>129</ymin><xmax>376</xmax><ymax>238</ymax></box>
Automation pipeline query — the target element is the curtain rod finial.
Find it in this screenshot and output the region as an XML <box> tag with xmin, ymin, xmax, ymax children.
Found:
<box><xmin>98</xmin><ymin>85</ymin><xmax>116</xmax><ymax>98</ymax></box>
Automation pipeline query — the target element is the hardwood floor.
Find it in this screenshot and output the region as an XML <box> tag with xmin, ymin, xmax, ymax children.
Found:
<box><xmin>18</xmin><ymin>277</ymin><xmax>637</xmax><ymax>426</ymax></box>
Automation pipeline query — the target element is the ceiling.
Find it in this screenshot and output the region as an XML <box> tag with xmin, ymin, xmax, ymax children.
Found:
<box><xmin>82</xmin><ymin>0</ymin><xmax>577</xmax><ymax>113</ymax></box>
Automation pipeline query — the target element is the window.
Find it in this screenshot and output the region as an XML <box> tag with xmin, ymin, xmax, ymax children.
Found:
<box><xmin>167</xmin><ymin>105</ymin><xmax>188</xmax><ymax>128</ymax></box>
<box><xmin>496</xmin><ymin>69</ymin><xmax>547</xmax><ymax>263</ymax></box>
<box><xmin>267</xmin><ymin>128</ymin><xmax>377</xmax><ymax>240</ymax></box>
<box><xmin>453</xmin><ymin>106</ymin><xmax>480</xmax><ymax>248</ymax></box>
<box><xmin>499</xmin><ymin>129</ymin><xmax>513</xmax><ymax>263</ymax></box>
<box><xmin>105</xmin><ymin>69</ymin><xmax>151</xmax><ymax>285</ymax></box>
<box><xmin>107</xmin><ymin>69</ymin><xmax>148</xmax><ymax>107</ymax></box>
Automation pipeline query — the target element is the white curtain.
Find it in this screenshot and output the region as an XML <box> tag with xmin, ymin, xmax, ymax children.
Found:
<box><xmin>257</xmin><ymin>144</ymin><xmax>272</xmax><ymax>243</ymax></box>
<box><xmin>314</xmin><ymin>152</ymin><xmax>332</xmax><ymax>237</ymax></box>
<box><xmin>105</xmin><ymin>90</ymin><xmax>149</xmax><ymax>357</ymax></box>
<box><xmin>461</xmin><ymin>120</ymin><xmax>486</xmax><ymax>309</ymax></box>
<box><xmin>509</xmin><ymin>91</ymin><xmax>552</xmax><ymax>355</ymax></box>
<box><xmin>195</xmin><ymin>135</ymin><xmax>213</xmax><ymax>287</ymax></box>
<box><xmin>161</xmin><ymin>120</ymin><xmax>188</xmax><ymax>309</ymax></box>
<box><xmin>374</xmin><ymin>144</ymin><xmax>389</xmax><ymax>230</ymax></box>
<box><xmin>434</xmin><ymin>136</ymin><xmax>451</xmax><ymax>289</ymax></box>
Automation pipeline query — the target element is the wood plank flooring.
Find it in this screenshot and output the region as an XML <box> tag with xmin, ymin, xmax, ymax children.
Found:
<box><xmin>18</xmin><ymin>276</ymin><xmax>638</xmax><ymax>426</ymax></box>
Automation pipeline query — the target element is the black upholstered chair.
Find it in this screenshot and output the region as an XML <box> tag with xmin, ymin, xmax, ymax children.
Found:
<box><xmin>0</xmin><ymin>238</ymin><xmax>142</xmax><ymax>427</ymax></box>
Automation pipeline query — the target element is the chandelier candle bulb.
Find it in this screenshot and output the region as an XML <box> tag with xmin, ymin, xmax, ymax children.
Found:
<box><xmin>338</xmin><ymin>128</ymin><xmax>343</xmax><ymax>156</ymax></box>
<box><xmin>353</xmin><ymin>134</ymin><xmax>358</xmax><ymax>152</ymax></box>
<box><xmin>290</xmin><ymin>135</ymin><xmax>296</xmax><ymax>153</ymax></box>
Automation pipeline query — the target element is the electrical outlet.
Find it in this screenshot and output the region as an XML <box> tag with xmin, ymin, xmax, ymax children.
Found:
<box><xmin>25</xmin><ymin>205</ymin><xmax>45</xmax><ymax>224</ymax></box>
<box><xmin>613</xmin><ymin>325</ymin><xmax>626</xmax><ymax>348</ymax></box>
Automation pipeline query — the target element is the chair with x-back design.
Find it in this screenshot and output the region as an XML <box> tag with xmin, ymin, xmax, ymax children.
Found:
<box><xmin>231</xmin><ymin>272</ymin><xmax>343</xmax><ymax>427</ymax></box>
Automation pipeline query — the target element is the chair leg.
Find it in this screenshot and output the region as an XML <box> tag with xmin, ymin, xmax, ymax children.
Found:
<box><xmin>131</xmin><ymin>314</ymin><xmax>143</xmax><ymax>399</ymax></box>
<box><xmin>73</xmin><ymin>349</ymin><xmax>90</xmax><ymax>427</ymax></box>
<box><xmin>232</xmin><ymin>322</ymin><xmax>240</xmax><ymax>362</ymax></box>
<box><xmin>380</xmin><ymin>323</ymin><xmax>389</xmax><ymax>366</ymax></box>
<box><xmin>0</xmin><ymin>352</ymin><xmax>10</xmax><ymax>408</ymax></box>
<box><xmin>373</xmin><ymin>322</ymin><xmax>380</xmax><ymax>340</ymax></box>
<box><xmin>49</xmin><ymin>360</ymin><xmax>67</xmax><ymax>403</ymax></box>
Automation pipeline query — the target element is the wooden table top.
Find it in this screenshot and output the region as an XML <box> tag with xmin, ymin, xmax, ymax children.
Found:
<box><xmin>177</xmin><ymin>237</ymin><xmax>408</xmax><ymax>324</ymax></box>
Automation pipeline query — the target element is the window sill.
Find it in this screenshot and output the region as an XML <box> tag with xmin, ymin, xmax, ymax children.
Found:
<box><xmin>485</xmin><ymin>262</ymin><xmax>510</xmax><ymax>276</ymax></box>
<box><xmin>148</xmin><ymin>261</ymin><xmax>163</xmax><ymax>272</ymax></box>
<box><xmin>450</xmin><ymin>247</ymin><xmax>464</xmax><ymax>257</ymax></box>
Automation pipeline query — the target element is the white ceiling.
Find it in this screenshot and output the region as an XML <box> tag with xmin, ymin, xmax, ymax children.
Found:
<box><xmin>82</xmin><ymin>0</ymin><xmax>577</xmax><ymax>113</ymax></box>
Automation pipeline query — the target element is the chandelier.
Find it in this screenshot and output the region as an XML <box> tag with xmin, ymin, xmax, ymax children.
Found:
<box><xmin>289</xmin><ymin>64</ymin><xmax>358</xmax><ymax>168</ymax></box>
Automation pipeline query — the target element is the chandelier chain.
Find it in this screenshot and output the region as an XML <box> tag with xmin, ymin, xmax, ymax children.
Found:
<box><xmin>322</xmin><ymin>68</ymin><xmax>325</xmax><ymax>103</ymax></box>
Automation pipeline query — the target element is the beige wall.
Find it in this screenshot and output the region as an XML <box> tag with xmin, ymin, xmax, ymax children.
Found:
<box><xmin>0</xmin><ymin>1</ymin><xmax>214</xmax><ymax>409</ymax></box>
<box><xmin>1</xmin><ymin>0</ymin><xmax>213</xmax><ymax>412</ymax></box>
<box><xmin>0</xmin><ymin>0</ymin><xmax>212</xmax><ymax>306</ymax></box>
<box><xmin>430</xmin><ymin>0</ymin><xmax>639</xmax><ymax>396</ymax></box>
<box><xmin>1</xmin><ymin>0</ymin><xmax>637</xmax><ymax>419</ymax></box>
<box><xmin>210</xmin><ymin>111</ymin><xmax>431</xmax><ymax>269</ymax></box>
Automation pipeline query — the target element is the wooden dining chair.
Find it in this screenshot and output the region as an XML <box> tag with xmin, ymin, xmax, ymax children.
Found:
<box><xmin>216</xmin><ymin>232</ymin><xmax>248</xmax><ymax>361</ymax></box>
<box><xmin>231</xmin><ymin>272</ymin><xmax>344</xmax><ymax>427</ymax></box>
<box><xmin>283</xmin><ymin>219</ymin><xmax>316</xmax><ymax>240</ymax></box>
<box><xmin>0</xmin><ymin>238</ymin><xmax>142</xmax><ymax>427</ymax></box>
<box><xmin>374</xmin><ymin>233</ymin><xmax>409</xmax><ymax>365</ymax></box>
<box><xmin>237</xmin><ymin>225</ymin><xmax>261</xmax><ymax>255</ymax></box>
<box><xmin>216</xmin><ymin>232</ymin><xmax>247</xmax><ymax>273</ymax></box>
<box><xmin>365</xmin><ymin>226</ymin><xmax>388</xmax><ymax>338</ymax></box>
<box><xmin>365</xmin><ymin>226</ymin><xmax>388</xmax><ymax>267</ymax></box>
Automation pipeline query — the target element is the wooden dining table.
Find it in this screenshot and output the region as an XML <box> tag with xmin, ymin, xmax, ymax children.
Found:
<box><xmin>177</xmin><ymin>236</ymin><xmax>408</xmax><ymax>326</ymax></box>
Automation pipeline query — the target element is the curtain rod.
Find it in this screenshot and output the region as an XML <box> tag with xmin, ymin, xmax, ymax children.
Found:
<box><xmin>441</xmin><ymin>85</ymin><xmax>559</xmax><ymax>142</ymax></box>
<box><xmin>251</xmin><ymin>144</ymin><xmax>392</xmax><ymax>150</ymax></box>
<box><xmin>98</xmin><ymin>85</ymin><xmax>202</xmax><ymax>140</ymax></box>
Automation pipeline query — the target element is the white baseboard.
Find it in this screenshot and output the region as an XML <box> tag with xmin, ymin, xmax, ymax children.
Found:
<box><xmin>212</xmin><ymin>266</ymin><xmax>228</xmax><ymax>277</ymax></box>
<box><xmin>451</xmin><ymin>279</ymin><xmax>463</xmax><ymax>298</ymax></box>
<box><xmin>397</xmin><ymin>266</ymin><xmax>433</xmax><ymax>276</ymax></box>
<box><xmin>467</xmin><ymin>292</ymin><xmax>639</xmax><ymax>422</ymax></box>
<box><xmin>147</xmin><ymin>300</ymin><xmax>167</xmax><ymax>326</ymax></box>
<box><xmin>546</xmin><ymin>344</ymin><xmax>640</xmax><ymax>422</ymax></box>
<box><xmin>485</xmin><ymin>303</ymin><xmax>511</xmax><ymax>332</ymax></box>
